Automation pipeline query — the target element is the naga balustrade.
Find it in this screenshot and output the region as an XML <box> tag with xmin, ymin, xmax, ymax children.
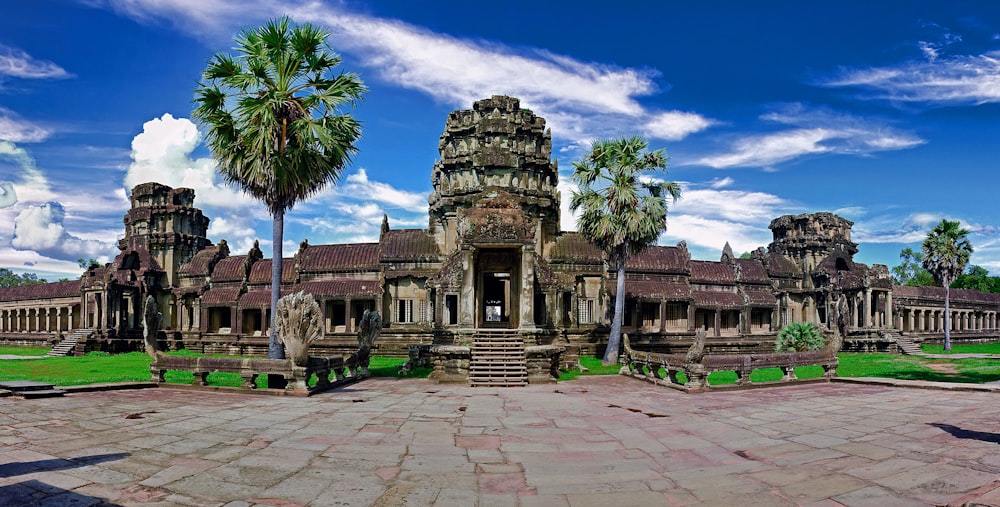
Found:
<box><xmin>620</xmin><ymin>328</ymin><xmax>841</xmax><ymax>393</ymax></box>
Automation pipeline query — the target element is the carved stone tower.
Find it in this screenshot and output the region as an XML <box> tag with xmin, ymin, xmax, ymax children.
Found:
<box><xmin>121</xmin><ymin>182</ymin><xmax>212</xmax><ymax>287</ymax></box>
<box><xmin>768</xmin><ymin>212</ymin><xmax>858</xmax><ymax>276</ymax></box>
<box><xmin>427</xmin><ymin>95</ymin><xmax>561</xmax><ymax>255</ymax></box>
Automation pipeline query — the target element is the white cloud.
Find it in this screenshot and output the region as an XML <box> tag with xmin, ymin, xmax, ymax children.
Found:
<box><xmin>11</xmin><ymin>202</ymin><xmax>114</xmax><ymax>259</ymax></box>
<box><xmin>643</xmin><ymin>111</ymin><xmax>715</xmax><ymax>141</ymax></box>
<box><xmin>693</xmin><ymin>104</ymin><xmax>923</xmax><ymax>169</ymax></box>
<box><xmin>0</xmin><ymin>108</ymin><xmax>50</xmax><ymax>143</ymax></box>
<box><xmin>709</xmin><ymin>177</ymin><xmax>734</xmax><ymax>189</ymax></box>
<box><xmin>101</xmin><ymin>0</ymin><xmax>715</xmax><ymax>145</ymax></box>
<box><xmin>0</xmin><ymin>140</ymin><xmax>55</xmax><ymax>203</ymax></box>
<box><xmin>824</xmin><ymin>49</ymin><xmax>1000</xmax><ymax>105</ymax></box>
<box><xmin>341</xmin><ymin>168</ymin><xmax>427</xmax><ymax>213</ymax></box>
<box><xmin>0</xmin><ymin>44</ymin><xmax>70</xmax><ymax>79</ymax></box>
<box><xmin>557</xmin><ymin>173</ymin><xmax>580</xmax><ymax>232</ymax></box>
<box><xmin>124</xmin><ymin>113</ymin><xmax>258</xmax><ymax>211</ymax></box>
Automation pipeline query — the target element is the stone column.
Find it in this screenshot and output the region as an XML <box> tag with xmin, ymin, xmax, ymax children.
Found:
<box><xmin>885</xmin><ymin>292</ymin><xmax>893</xmax><ymax>330</ymax></box>
<box><xmin>714</xmin><ymin>310</ymin><xmax>721</xmax><ymax>337</ymax></box>
<box><xmin>863</xmin><ymin>289</ymin><xmax>872</xmax><ymax>328</ymax></box>
<box><xmin>344</xmin><ymin>298</ymin><xmax>352</xmax><ymax>334</ymax></box>
<box><xmin>44</xmin><ymin>307</ymin><xmax>51</xmax><ymax>332</ymax></box>
<box><xmin>519</xmin><ymin>245</ymin><xmax>536</xmax><ymax>330</ymax></box>
<box><xmin>659</xmin><ymin>301</ymin><xmax>667</xmax><ymax>333</ymax></box>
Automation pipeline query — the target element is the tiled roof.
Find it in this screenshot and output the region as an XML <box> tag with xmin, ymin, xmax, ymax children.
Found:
<box><xmin>380</xmin><ymin>229</ymin><xmax>439</xmax><ymax>261</ymax></box>
<box><xmin>693</xmin><ymin>290</ymin><xmax>744</xmax><ymax>309</ymax></box>
<box><xmin>764</xmin><ymin>252</ymin><xmax>801</xmax><ymax>278</ymax></box>
<box><xmin>211</xmin><ymin>256</ymin><xmax>248</xmax><ymax>282</ymax></box>
<box><xmin>249</xmin><ymin>258</ymin><xmax>296</xmax><ymax>284</ymax></box>
<box><xmin>690</xmin><ymin>260</ymin><xmax>735</xmax><ymax>284</ymax></box>
<box><xmin>626</xmin><ymin>246</ymin><xmax>689</xmax><ymax>273</ymax></box>
<box><xmin>0</xmin><ymin>279</ymin><xmax>81</xmax><ymax>302</ymax></box>
<box><xmin>238</xmin><ymin>289</ymin><xmax>290</xmax><ymax>308</ymax></box>
<box><xmin>734</xmin><ymin>258</ymin><xmax>770</xmax><ymax>284</ymax></box>
<box><xmin>112</xmin><ymin>246</ymin><xmax>162</xmax><ymax>273</ymax></box>
<box><xmin>179</xmin><ymin>245</ymin><xmax>221</xmax><ymax>276</ymax></box>
<box><xmin>550</xmin><ymin>233</ymin><xmax>603</xmax><ymax>263</ymax></box>
<box><xmin>742</xmin><ymin>287</ymin><xmax>777</xmax><ymax>306</ymax></box>
<box><xmin>297</xmin><ymin>243</ymin><xmax>379</xmax><ymax>272</ymax></box>
<box><xmin>609</xmin><ymin>280</ymin><xmax>691</xmax><ymax>300</ymax></box>
<box><xmin>200</xmin><ymin>287</ymin><xmax>242</xmax><ymax>305</ymax></box>
<box><xmin>295</xmin><ymin>279</ymin><xmax>382</xmax><ymax>298</ymax></box>
<box><xmin>892</xmin><ymin>285</ymin><xmax>1000</xmax><ymax>304</ymax></box>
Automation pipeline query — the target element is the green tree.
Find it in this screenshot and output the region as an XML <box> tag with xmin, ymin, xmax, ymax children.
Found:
<box><xmin>951</xmin><ymin>265</ymin><xmax>998</xmax><ymax>293</ymax></box>
<box><xmin>570</xmin><ymin>136</ymin><xmax>680</xmax><ymax>364</ymax></box>
<box><xmin>77</xmin><ymin>258</ymin><xmax>99</xmax><ymax>269</ymax></box>
<box><xmin>921</xmin><ymin>219</ymin><xmax>973</xmax><ymax>351</ymax></box>
<box><xmin>194</xmin><ymin>17</ymin><xmax>365</xmax><ymax>369</ymax></box>
<box><xmin>891</xmin><ymin>247</ymin><xmax>934</xmax><ymax>286</ymax></box>
<box><xmin>0</xmin><ymin>268</ymin><xmax>47</xmax><ymax>287</ymax></box>
<box><xmin>775</xmin><ymin>322</ymin><xmax>824</xmax><ymax>352</ymax></box>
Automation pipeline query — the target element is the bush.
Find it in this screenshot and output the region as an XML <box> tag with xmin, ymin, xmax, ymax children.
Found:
<box><xmin>775</xmin><ymin>322</ymin><xmax>824</xmax><ymax>352</ymax></box>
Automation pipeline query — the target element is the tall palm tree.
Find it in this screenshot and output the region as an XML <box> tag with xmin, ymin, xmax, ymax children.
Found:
<box><xmin>921</xmin><ymin>219</ymin><xmax>973</xmax><ymax>351</ymax></box>
<box><xmin>194</xmin><ymin>17</ymin><xmax>365</xmax><ymax>368</ymax></box>
<box><xmin>570</xmin><ymin>136</ymin><xmax>680</xmax><ymax>364</ymax></box>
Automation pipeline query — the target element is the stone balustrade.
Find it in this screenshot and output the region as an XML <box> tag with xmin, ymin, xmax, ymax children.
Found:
<box><xmin>621</xmin><ymin>330</ymin><xmax>841</xmax><ymax>393</ymax></box>
<box><xmin>149</xmin><ymin>353</ymin><xmax>361</xmax><ymax>395</ymax></box>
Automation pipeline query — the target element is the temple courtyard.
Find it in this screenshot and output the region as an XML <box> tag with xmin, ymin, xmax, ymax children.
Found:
<box><xmin>1</xmin><ymin>377</ymin><xmax>999</xmax><ymax>506</ymax></box>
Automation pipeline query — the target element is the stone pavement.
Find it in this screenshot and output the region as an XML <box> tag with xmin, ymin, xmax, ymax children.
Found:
<box><xmin>1</xmin><ymin>376</ymin><xmax>999</xmax><ymax>506</ymax></box>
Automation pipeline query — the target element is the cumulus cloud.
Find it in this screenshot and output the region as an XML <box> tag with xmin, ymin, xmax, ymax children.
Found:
<box><xmin>124</xmin><ymin>113</ymin><xmax>257</xmax><ymax>211</ymax></box>
<box><xmin>660</xmin><ymin>180</ymin><xmax>792</xmax><ymax>257</ymax></box>
<box><xmin>693</xmin><ymin>104</ymin><xmax>923</xmax><ymax>169</ymax></box>
<box><xmin>11</xmin><ymin>202</ymin><xmax>113</xmax><ymax>259</ymax></box>
<box><xmin>0</xmin><ymin>44</ymin><xmax>71</xmax><ymax>79</ymax></box>
<box><xmin>0</xmin><ymin>140</ymin><xmax>55</xmax><ymax>203</ymax></box>
<box><xmin>341</xmin><ymin>169</ymin><xmax>427</xmax><ymax>213</ymax></box>
<box><xmin>643</xmin><ymin>111</ymin><xmax>716</xmax><ymax>141</ymax></box>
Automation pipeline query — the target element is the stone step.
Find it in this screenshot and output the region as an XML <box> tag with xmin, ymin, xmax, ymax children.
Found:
<box><xmin>19</xmin><ymin>389</ymin><xmax>66</xmax><ymax>399</ymax></box>
<box><xmin>0</xmin><ymin>380</ymin><xmax>58</xmax><ymax>392</ymax></box>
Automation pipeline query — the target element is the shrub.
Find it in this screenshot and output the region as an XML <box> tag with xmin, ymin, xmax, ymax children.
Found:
<box><xmin>775</xmin><ymin>322</ymin><xmax>824</xmax><ymax>352</ymax></box>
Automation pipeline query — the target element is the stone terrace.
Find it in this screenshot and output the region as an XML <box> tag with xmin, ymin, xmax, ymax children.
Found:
<box><xmin>1</xmin><ymin>377</ymin><xmax>999</xmax><ymax>506</ymax></box>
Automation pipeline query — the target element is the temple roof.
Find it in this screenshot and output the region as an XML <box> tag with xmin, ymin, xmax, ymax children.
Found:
<box><xmin>297</xmin><ymin>243</ymin><xmax>380</xmax><ymax>272</ymax></box>
<box><xmin>201</xmin><ymin>287</ymin><xmax>242</xmax><ymax>305</ymax></box>
<box><xmin>380</xmin><ymin>229</ymin><xmax>439</xmax><ymax>262</ymax></box>
<box><xmin>179</xmin><ymin>245</ymin><xmax>223</xmax><ymax>276</ymax></box>
<box><xmin>249</xmin><ymin>258</ymin><xmax>296</xmax><ymax>284</ymax></box>
<box><xmin>734</xmin><ymin>258</ymin><xmax>770</xmax><ymax>284</ymax></box>
<box><xmin>742</xmin><ymin>287</ymin><xmax>778</xmax><ymax>306</ymax></box>
<box><xmin>690</xmin><ymin>260</ymin><xmax>735</xmax><ymax>284</ymax></box>
<box><xmin>892</xmin><ymin>285</ymin><xmax>1000</xmax><ymax>304</ymax></box>
<box><xmin>211</xmin><ymin>256</ymin><xmax>249</xmax><ymax>283</ymax></box>
<box><xmin>237</xmin><ymin>289</ymin><xmax>290</xmax><ymax>308</ymax></box>
<box><xmin>626</xmin><ymin>246</ymin><xmax>688</xmax><ymax>274</ymax></box>
<box><xmin>550</xmin><ymin>233</ymin><xmax>603</xmax><ymax>263</ymax></box>
<box><xmin>609</xmin><ymin>279</ymin><xmax>691</xmax><ymax>300</ymax></box>
<box><xmin>0</xmin><ymin>279</ymin><xmax>81</xmax><ymax>302</ymax></box>
<box><xmin>763</xmin><ymin>251</ymin><xmax>802</xmax><ymax>278</ymax></box>
<box><xmin>295</xmin><ymin>279</ymin><xmax>383</xmax><ymax>298</ymax></box>
<box><xmin>693</xmin><ymin>290</ymin><xmax>744</xmax><ymax>309</ymax></box>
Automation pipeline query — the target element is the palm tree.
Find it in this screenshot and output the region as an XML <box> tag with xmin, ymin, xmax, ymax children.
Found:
<box><xmin>570</xmin><ymin>136</ymin><xmax>680</xmax><ymax>364</ymax></box>
<box><xmin>921</xmin><ymin>219</ymin><xmax>973</xmax><ymax>351</ymax></box>
<box><xmin>194</xmin><ymin>17</ymin><xmax>365</xmax><ymax>369</ymax></box>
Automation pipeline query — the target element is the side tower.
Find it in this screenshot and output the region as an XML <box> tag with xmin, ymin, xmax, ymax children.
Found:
<box><xmin>768</xmin><ymin>212</ymin><xmax>858</xmax><ymax>285</ymax></box>
<box><xmin>121</xmin><ymin>182</ymin><xmax>212</xmax><ymax>287</ymax></box>
<box><xmin>427</xmin><ymin>95</ymin><xmax>561</xmax><ymax>255</ymax></box>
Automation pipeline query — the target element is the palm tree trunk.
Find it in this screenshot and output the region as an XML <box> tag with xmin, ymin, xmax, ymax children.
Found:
<box><xmin>603</xmin><ymin>256</ymin><xmax>627</xmax><ymax>365</ymax></box>
<box><xmin>270</xmin><ymin>209</ymin><xmax>286</xmax><ymax>360</ymax></box>
<box><xmin>944</xmin><ymin>285</ymin><xmax>951</xmax><ymax>351</ymax></box>
<box><xmin>267</xmin><ymin>209</ymin><xmax>287</xmax><ymax>389</ymax></box>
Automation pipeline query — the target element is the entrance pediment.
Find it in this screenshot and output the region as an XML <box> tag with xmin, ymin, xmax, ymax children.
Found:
<box><xmin>458</xmin><ymin>191</ymin><xmax>535</xmax><ymax>245</ymax></box>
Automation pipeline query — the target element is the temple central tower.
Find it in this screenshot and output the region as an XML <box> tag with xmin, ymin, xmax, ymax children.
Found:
<box><xmin>427</xmin><ymin>95</ymin><xmax>560</xmax><ymax>255</ymax></box>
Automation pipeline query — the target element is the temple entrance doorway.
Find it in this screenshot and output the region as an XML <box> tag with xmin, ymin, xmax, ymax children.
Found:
<box><xmin>477</xmin><ymin>248</ymin><xmax>520</xmax><ymax>328</ymax></box>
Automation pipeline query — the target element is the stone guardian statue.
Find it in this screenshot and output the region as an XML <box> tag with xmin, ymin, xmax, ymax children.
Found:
<box><xmin>275</xmin><ymin>292</ymin><xmax>325</xmax><ymax>367</ymax></box>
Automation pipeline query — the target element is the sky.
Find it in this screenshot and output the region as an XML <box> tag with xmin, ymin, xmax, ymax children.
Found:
<box><xmin>2</xmin><ymin>0</ymin><xmax>1000</xmax><ymax>281</ymax></box>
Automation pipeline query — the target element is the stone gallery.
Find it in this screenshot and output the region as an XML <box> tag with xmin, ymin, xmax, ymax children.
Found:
<box><xmin>2</xmin><ymin>96</ymin><xmax>998</xmax><ymax>375</ymax></box>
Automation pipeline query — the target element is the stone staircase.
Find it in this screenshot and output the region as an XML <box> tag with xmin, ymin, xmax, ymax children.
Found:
<box><xmin>0</xmin><ymin>381</ymin><xmax>66</xmax><ymax>399</ymax></box>
<box><xmin>891</xmin><ymin>333</ymin><xmax>924</xmax><ymax>356</ymax></box>
<box><xmin>469</xmin><ymin>330</ymin><xmax>527</xmax><ymax>387</ymax></box>
<box><xmin>46</xmin><ymin>329</ymin><xmax>91</xmax><ymax>357</ymax></box>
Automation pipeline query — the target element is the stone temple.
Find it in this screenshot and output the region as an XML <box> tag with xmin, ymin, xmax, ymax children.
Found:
<box><xmin>2</xmin><ymin>96</ymin><xmax>999</xmax><ymax>365</ymax></box>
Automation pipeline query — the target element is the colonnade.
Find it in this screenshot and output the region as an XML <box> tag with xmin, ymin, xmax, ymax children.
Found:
<box><xmin>898</xmin><ymin>308</ymin><xmax>997</xmax><ymax>333</ymax></box>
<box><xmin>0</xmin><ymin>305</ymin><xmax>78</xmax><ymax>333</ymax></box>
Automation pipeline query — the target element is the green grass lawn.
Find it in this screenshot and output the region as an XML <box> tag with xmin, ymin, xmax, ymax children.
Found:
<box><xmin>920</xmin><ymin>342</ymin><xmax>1000</xmax><ymax>354</ymax></box>
<box><xmin>0</xmin><ymin>346</ymin><xmax>49</xmax><ymax>356</ymax></box>
<box><xmin>2</xmin><ymin>347</ymin><xmax>996</xmax><ymax>387</ymax></box>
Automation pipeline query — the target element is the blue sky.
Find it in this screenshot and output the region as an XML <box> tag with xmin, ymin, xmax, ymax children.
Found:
<box><xmin>2</xmin><ymin>0</ymin><xmax>1000</xmax><ymax>280</ymax></box>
